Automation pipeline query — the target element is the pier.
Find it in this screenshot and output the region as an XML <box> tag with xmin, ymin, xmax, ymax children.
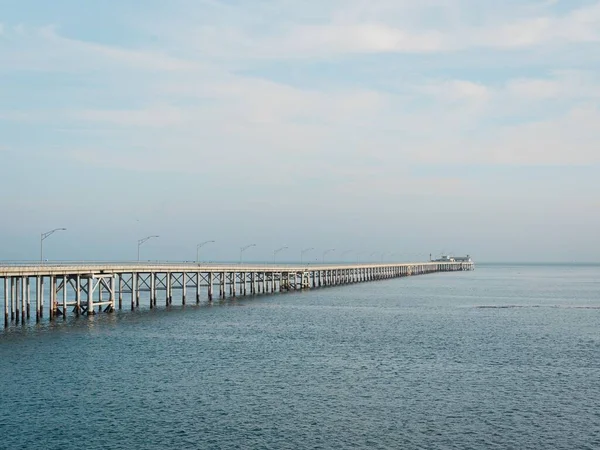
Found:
<box><xmin>1</xmin><ymin>261</ymin><xmax>474</xmax><ymax>327</ymax></box>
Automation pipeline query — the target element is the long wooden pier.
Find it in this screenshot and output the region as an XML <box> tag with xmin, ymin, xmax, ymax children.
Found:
<box><xmin>1</xmin><ymin>261</ymin><xmax>474</xmax><ymax>327</ymax></box>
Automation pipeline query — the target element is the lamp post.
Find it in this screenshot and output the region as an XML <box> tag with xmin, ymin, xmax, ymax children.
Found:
<box><xmin>196</xmin><ymin>240</ymin><xmax>215</xmax><ymax>263</ymax></box>
<box><xmin>322</xmin><ymin>248</ymin><xmax>335</xmax><ymax>263</ymax></box>
<box><xmin>138</xmin><ymin>235</ymin><xmax>159</xmax><ymax>261</ymax></box>
<box><xmin>273</xmin><ymin>246</ymin><xmax>288</xmax><ymax>264</ymax></box>
<box><xmin>356</xmin><ymin>251</ymin><xmax>364</xmax><ymax>263</ymax></box>
<box><xmin>300</xmin><ymin>247</ymin><xmax>314</xmax><ymax>264</ymax></box>
<box><xmin>240</xmin><ymin>244</ymin><xmax>256</xmax><ymax>264</ymax></box>
<box><xmin>40</xmin><ymin>228</ymin><xmax>67</xmax><ymax>262</ymax></box>
<box><xmin>369</xmin><ymin>251</ymin><xmax>378</xmax><ymax>262</ymax></box>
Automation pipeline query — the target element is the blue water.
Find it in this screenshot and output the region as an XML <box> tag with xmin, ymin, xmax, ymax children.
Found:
<box><xmin>1</xmin><ymin>264</ymin><xmax>599</xmax><ymax>449</ymax></box>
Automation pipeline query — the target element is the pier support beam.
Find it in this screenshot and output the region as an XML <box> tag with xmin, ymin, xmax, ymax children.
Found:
<box><xmin>197</xmin><ymin>272</ymin><xmax>201</xmax><ymax>303</ymax></box>
<box><xmin>3</xmin><ymin>278</ymin><xmax>7</xmax><ymax>326</ymax></box>
<box><xmin>62</xmin><ymin>275</ymin><xmax>67</xmax><ymax>319</ymax></box>
<box><xmin>87</xmin><ymin>277</ymin><xmax>95</xmax><ymax>315</ymax></box>
<box><xmin>35</xmin><ymin>276</ymin><xmax>41</xmax><ymax>323</ymax></box>
<box><xmin>131</xmin><ymin>273</ymin><xmax>137</xmax><ymax>310</ymax></box>
<box><xmin>135</xmin><ymin>273</ymin><xmax>140</xmax><ymax>308</ymax></box>
<box><xmin>166</xmin><ymin>273</ymin><xmax>172</xmax><ymax>306</ymax></box>
<box><xmin>25</xmin><ymin>277</ymin><xmax>30</xmax><ymax>320</ymax></box>
<box><xmin>150</xmin><ymin>273</ymin><xmax>156</xmax><ymax>308</ymax></box>
<box><xmin>75</xmin><ymin>275</ymin><xmax>81</xmax><ymax>315</ymax></box>
<box><xmin>118</xmin><ymin>275</ymin><xmax>123</xmax><ymax>310</ymax></box>
<box><xmin>48</xmin><ymin>276</ymin><xmax>55</xmax><ymax>320</ymax></box>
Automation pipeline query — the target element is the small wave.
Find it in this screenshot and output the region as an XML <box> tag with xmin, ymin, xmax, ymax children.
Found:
<box><xmin>475</xmin><ymin>305</ymin><xmax>531</xmax><ymax>309</ymax></box>
<box><xmin>475</xmin><ymin>305</ymin><xmax>600</xmax><ymax>309</ymax></box>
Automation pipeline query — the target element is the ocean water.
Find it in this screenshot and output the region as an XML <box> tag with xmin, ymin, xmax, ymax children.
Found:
<box><xmin>1</xmin><ymin>263</ymin><xmax>599</xmax><ymax>449</ymax></box>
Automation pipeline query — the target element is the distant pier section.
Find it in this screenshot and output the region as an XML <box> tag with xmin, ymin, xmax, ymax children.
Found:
<box><xmin>1</xmin><ymin>261</ymin><xmax>474</xmax><ymax>327</ymax></box>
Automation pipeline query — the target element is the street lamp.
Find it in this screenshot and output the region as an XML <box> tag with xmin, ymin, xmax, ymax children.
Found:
<box><xmin>273</xmin><ymin>246</ymin><xmax>288</xmax><ymax>264</ymax></box>
<box><xmin>322</xmin><ymin>248</ymin><xmax>335</xmax><ymax>263</ymax></box>
<box><xmin>40</xmin><ymin>228</ymin><xmax>67</xmax><ymax>262</ymax></box>
<box><xmin>356</xmin><ymin>251</ymin><xmax>364</xmax><ymax>263</ymax></box>
<box><xmin>138</xmin><ymin>235</ymin><xmax>159</xmax><ymax>261</ymax></box>
<box><xmin>240</xmin><ymin>244</ymin><xmax>256</xmax><ymax>264</ymax></box>
<box><xmin>300</xmin><ymin>247</ymin><xmax>314</xmax><ymax>264</ymax></box>
<box><xmin>196</xmin><ymin>240</ymin><xmax>215</xmax><ymax>263</ymax></box>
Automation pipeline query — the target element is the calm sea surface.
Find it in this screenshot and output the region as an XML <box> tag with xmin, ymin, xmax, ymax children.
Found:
<box><xmin>1</xmin><ymin>263</ymin><xmax>599</xmax><ymax>449</ymax></box>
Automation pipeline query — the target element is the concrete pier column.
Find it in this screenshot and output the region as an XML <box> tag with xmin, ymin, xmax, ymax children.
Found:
<box><xmin>231</xmin><ymin>272</ymin><xmax>236</xmax><ymax>297</ymax></box>
<box><xmin>87</xmin><ymin>277</ymin><xmax>95</xmax><ymax>315</ymax></box>
<box><xmin>14</xmin><ymin>277</ymin><xmax>20</xmax><ymax>324</ymax></box>
<box><xmin>135</xmin><ymin>273</ymin><xmax>140</xmax><ymax>307</ymax></box>
<box><xmin>75</xmin><ymin>275</ymin><xmax>81</xmax><ymax>315</ymax></box>
<box><xmin>182</xmin><ymin>272</ymin><xmax>186</xmax><ymax>305</ymax></box>
<box><xmin>109</xmin><ymin>276</ymin><xmax>116</xmax><ymax>312</ymax></box>
<box><xmin>11</xmin><ymin>277</ymin><xmax>16</xmax><ymax>321</ymax></box>
<box><xmin>62</xmin><ymin>275</ymin><xmax>68</xmax><ymax>319</ymax></box>
<box><xmin>7</xmin><ymin>278</ymin><xmax>13</xmax><ymax>322</ymax></box>
<box><xmin>25</xmin><ymin>277</ymin><xmax>31</xmax><ymax>320</ymax></box>
<box><xmin>131</xmin><ymin>273</ymin><xmax>137</xmax><ymax>310</ymax></box>
<box><xmin>3</xmin><ymin>278</ymin><xmax>7</xmax><ymax>326</ymax></box>
<box><xmin>35</xmin><ymin>276</ymin><xmax>41</xmax><ymax>323</ymax></box>
<box><xmin>98</xmin><ymin>280</ymin><xmax>103</xmax><ymax>313</ymax></box>
<box><xmin>118</xmin><ymin>274</ymin><xmax>123</xmax><ymax>310</ymax></box>
<box><xmin>39</xmin><ymin>277</ymin><xmax>44</xmax><ymax>318</ymax></box>
<box><xmin>196</xmin><ymin>272</ymin><xmax>201</xmax><ymax>303</ymax></box>
<box><xmin>208</xmin><ymin>272</ymin><xmax>214</xmax><ymax>301</ymax></box>
<box><xmin>243</xmin><ymin>273</ymin><xmax>247</xmax><ymax>296</ymax></box>
<box><xmin>19</xmin><ymin>277</ymin><xmax>25</xmax><ymax>323</ymax></box>
<box><xmin>219</xmin><ymin>272</ymin><xmax>224</xmax><ymax>299</ymax></box>
<box><xmin>48</xmin><ymin>276</ymin><xmax>55</xmax><ymax>320</ymax></box>
<box><xmin>166</xmin><ymin>273</ymin><xmax>172</xmax><ymax>306</ymax></box>
<box><xmin>250</xmin><ymin>272</ymin><xmax>255</xmax><ymax>295</ymax></box>
<box><xmin>150</xmin><ymin>273</ymin><xmax>155</xmax><ymax>308</ymax></box>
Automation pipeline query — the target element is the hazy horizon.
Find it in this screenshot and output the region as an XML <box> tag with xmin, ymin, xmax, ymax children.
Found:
<box><xmin>1</xmin><ymin>1</ymin><xmax>599</xmax><ymax>262</ymax></box>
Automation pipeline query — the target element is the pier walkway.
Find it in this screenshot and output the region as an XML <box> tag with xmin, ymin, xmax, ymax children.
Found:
<box><xmin>1</xmin><ymin>261</ymin><xmax>474</xmax><ymax>327</ymax></box>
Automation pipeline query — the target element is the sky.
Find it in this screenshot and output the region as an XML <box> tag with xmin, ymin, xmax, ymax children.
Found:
<box><xmin>1</xmin><ymin>0</ymin><xmax>599</xmax><ymax>263</ymax></box>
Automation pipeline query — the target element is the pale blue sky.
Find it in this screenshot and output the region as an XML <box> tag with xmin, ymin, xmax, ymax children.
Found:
<box><xmin>1</xmin><ymin>0</ymin><xmax>599</xmax><ymax>262</ymax></box>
